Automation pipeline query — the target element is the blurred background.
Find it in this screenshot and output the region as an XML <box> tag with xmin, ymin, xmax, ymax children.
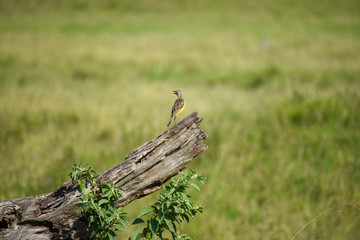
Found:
<box><xmin>1</xmin><ymin>0</ymin><xmax>359</xmax><ymax>239</ymax></box>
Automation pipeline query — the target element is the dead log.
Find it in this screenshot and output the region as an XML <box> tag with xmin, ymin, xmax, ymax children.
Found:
<box><xmin>0</xmin><ymin>112</ymin><xmax>207</xmax><ymax>240</ymax></box>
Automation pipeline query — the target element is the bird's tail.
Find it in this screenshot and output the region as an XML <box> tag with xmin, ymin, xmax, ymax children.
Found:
<box><xmin>167</xmin><ymin>117</ymin><xmax>173</xmax><ymax>127</ymax></box>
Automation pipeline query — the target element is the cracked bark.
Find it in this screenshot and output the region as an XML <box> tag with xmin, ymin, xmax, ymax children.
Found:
<box><xmin>0</xmin><ymin>112</ymin><xmax>207</xmax><ymax>240</ymax></box>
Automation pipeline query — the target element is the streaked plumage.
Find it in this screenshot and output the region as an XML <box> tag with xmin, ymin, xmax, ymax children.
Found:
<box><xmin>167</xmin><ymin>90</ymin><xmax>185</xmax><ymax>127</ymax></box>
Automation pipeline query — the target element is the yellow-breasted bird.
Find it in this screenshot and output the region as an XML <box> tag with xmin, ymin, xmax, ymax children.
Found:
<box><xmin>167</xmin><ymin>90</ymin><xmax>185</xmax><ymax>127</ymax></box>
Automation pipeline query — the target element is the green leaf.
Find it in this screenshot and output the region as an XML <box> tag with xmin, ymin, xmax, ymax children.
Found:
<box><xmin>82</xmin><ymin>188</ymin><xmax>92</xmax><ymax>195</ymax></box>
<box><xmin>103</xmin><ymin>190</ymin><xmax>112</xmax><ymax>198</ymax></box>
<box><xmin>150</xmin><ymin>219</ymin><xmax>159</xmax><ymax>233</ymax></box>
<box><xmin>162</xmin><ymin>202</ymin><xmax>168</xmax><ymax>213</ymax></box>
<box><xmin>175</xmin><ymin>217</ymin><xmax>183</xmax><ymax>228</ymax></box>
<box><xmin>98</xmin><ymin>198</ymin><xmax>109</xmax><ymax>206</ymax></box>
<box><xmin>90</xmin><ymin>230</ymin><xmax>97</xmax><ymax>239</ymax></box>
<box><xmin>168</xmin><ymin>188</ymin><xmax>175</xmax><ymax>195</ymax></box>
<box><xmin>119</xmin><ymin>217</ymin><xmax>128</xmax><ymax>227</ymax></box>
<box><xmin>129</xmin><ymin>231</ymin><xmax>141</xmax><ymax>240</ymax></box>
<box><xmin>108</xmin><ymin>233</ymin><xmax>114</xmax><ymax>240</ymax></box>
<box><xmin>164</xmin><ymin>216</ymin><xmax>172</xmax><ymax>230</ymax></box>
<box><xmin>145</xmin><ymin>231</ymin><xmax>152</xmax><ymax>240</ymax></box>
<box><xmin>182</xmin><ymin>214</ymin><xmax>190</xmax><ymax>223</ymax></box>
<box><xmin>189</xmin><ymin>183</ymin><xmax>200</xmax><ymax>191</ymax></box>
<box><xmin>100</xmin><ymin>208</ymin><xmax>107</xmax><ymax>219</ymax></box>
<box><xmin>174</xmin><ymin>206</ymin><xmax>180</xmax><ymax>213</ymax></box>
<box><xmin>158</xmin><ymin>209</ymin><xmax>164</xmax><ymax>222</ymax></box>
<box><xmin>108</xmin><ymin>230</ymin><xmax>116</xmax><ymax>240</ymax></box>
<box><xmin>89</xmin><ymin>201</ymin><xmax>100</xmax><ymax>211</ymax></box>
<box><xmin>77</xmin><ymin>206</ymin><xmax>83</xmax><ymax>214</ymax></box>
<box><xmin>138</xmin><ymin>206</ymin><xmax>153</xmax><ymax>217</ymax></box>
<box><xmin>115</xmin><ymin>223</ymin><xmax>124</xmax><ymax>231</ymax></box>
<box><xmin>89</xmin><ymin>215</ymin><xmax>95</xmax><ymax>223</ymax></box>
<box><xmin>170</xmin><ymin>230</ymin><xmax>176</xmax><ymax>240</ymax></box>
<box><xmin>79</xmin><ymin>179</ymin><xmax>86</xmax><ymax>190</ymax></box>
<box><xmin>131</xmin><ymin>218</ymin><xmax>145</xmax><ymax>225</ymax></box>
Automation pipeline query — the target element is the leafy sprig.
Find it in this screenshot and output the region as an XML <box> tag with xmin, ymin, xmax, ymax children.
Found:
<box><xmin>130</xmin><ymin>170</ymin><xmax>205</xmax><ymax>240</ymax></box>
<box><xmin>69</xmin><ymin>163</ymin><xmax>127</xmax><ymax>240</ymax></box>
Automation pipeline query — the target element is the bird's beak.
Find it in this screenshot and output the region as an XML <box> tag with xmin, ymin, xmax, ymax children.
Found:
<box><xmin>173</xmin><ymin>90</ymin><xmax>177</xmax><ymax>94</ymax></box>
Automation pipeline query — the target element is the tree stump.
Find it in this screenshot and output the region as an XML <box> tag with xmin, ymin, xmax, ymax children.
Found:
<box><xmin>0</xmin><ymin>112</ymin><xmax>207</xmax><ymax>239</ymax></box>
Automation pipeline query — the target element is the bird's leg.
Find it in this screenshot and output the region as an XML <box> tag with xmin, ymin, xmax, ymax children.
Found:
<box><xmin>177</xmin><ymin>115</ymin><xmax>185</xmax><ymax>119</ymax></box>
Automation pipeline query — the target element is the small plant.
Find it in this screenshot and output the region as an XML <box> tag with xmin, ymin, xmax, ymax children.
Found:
<box><xmin>130</xmin><ymin>170</ymin><xmax>205</xmax><ymax>240</ymax></box>
<box><xmin>69</xmin><ymin>163</ymin><xmax>127</xmax><ymax>240</ymax></box>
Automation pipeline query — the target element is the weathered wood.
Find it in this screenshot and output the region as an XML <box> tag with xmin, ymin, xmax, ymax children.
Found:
<box><xmin>0</xmin><ymin>112</ymin><xmax>207</xmax><ymax>240</ymax></box>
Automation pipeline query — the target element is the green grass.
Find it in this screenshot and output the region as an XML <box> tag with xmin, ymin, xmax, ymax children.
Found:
<box><xmin>1</xmin><ymin>0</ymin><xmax>360</xmax><ymax>239</ymax></box>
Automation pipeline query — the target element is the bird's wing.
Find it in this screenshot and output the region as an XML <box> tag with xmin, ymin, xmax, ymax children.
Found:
<box><xmin>171</xmin><ymin>98</ymin><xmax>185</xmax><ymax>117</ymax></box>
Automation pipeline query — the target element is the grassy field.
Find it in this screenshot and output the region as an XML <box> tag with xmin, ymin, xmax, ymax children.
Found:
<box><xmin>1</xmin><ymin>0</ymin><xmax>360</xmax><ymax>239</ymax></box>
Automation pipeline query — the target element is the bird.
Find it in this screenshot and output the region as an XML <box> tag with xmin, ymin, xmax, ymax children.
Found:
<box><xmin>167</xmin><ymin>90</ymin><xmax>186</xmax><ymax>127</ymax></box>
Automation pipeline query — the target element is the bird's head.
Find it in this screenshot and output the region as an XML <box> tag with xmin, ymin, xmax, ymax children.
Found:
<box><xmin>173</xmin><ymin>90</ymin><xmax>182</xmax><ymax>96</ymax></box>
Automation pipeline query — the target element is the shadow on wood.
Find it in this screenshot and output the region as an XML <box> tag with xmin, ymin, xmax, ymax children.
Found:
<box><xmin>0</xmin><ymin>112</ymin><xmax>207</xmax><ymax>239</ymax></box>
